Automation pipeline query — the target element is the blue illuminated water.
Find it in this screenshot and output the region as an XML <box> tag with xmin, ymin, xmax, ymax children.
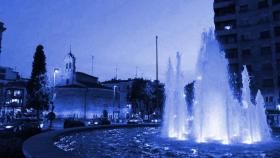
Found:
<box><xmin>162</xmin><ymin>30</ymin><xmax>271</xmax><ymax>144</ymax></box>
<box><xmin>55</xmin><ymin>127</ymin><xmax>280</xmax><ymax>158</ymax></box>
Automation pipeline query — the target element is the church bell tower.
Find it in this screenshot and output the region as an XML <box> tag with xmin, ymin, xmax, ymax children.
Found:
<box><xmin>63</xmin><ymin>48</ymin><xmax>76</xmax><ymax>85</ymax></box>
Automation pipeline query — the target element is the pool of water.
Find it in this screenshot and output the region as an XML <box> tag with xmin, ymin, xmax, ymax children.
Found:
<box><xmin>54</xmin><ymin>127</ymin><xmax>280</xmax><ymax>158</ymax></box>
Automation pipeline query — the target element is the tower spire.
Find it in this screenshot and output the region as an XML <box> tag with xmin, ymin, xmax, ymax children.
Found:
<box><xmin>156</xmin><ymin>36</ymin><xmax>158</xmax><ymax>81</ymax></box>
<box><xmin>135</xmin><ymin>66</ymin><xmax>138</xmax><ymax>78</ymax></box>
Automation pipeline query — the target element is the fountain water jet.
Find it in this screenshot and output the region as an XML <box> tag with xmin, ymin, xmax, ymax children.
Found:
<box><xmin>162</xmin><ymin>53</ymin><xmax>188</xmax><ymax>140</ymax></box>
<box><xmin>163</xmin><ymin>30</ymin><xmax>271</xmax><ymax>144</ymax></box>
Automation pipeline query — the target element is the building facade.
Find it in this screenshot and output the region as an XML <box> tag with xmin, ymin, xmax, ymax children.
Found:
<box><xmin>0</xmin><ymin>66</ymin><xmax>20</xmax><ymax>83</ymax></box>
<box><xmin>102</xmin><ymin>79</ymin><xmax>134</xmax><ymax>118</ymax></box>
<box><xmin>1</xmin><ymin>80</ymin><xmax>28</xmax><ymax>117</ymax></box>
<box><xmin>0</xmin><ymin>22</ymin><xmax>29</xmax><ymax>120</ymax></box>
<box><xmin>214</xmin><ymin>0</ymin><xmax>280</xmax><ymax>109</ymax></box>
<box><xmin>214</xmin><ymin>0</ymin><xmax>280</xmax><ymax>126</ymax></box>
<box><xmin>54</xmin><ymin>52</ymin><xmax>122</xmax><ymax>120</ymax></box>
<box><xmin>0</xmin><ymin>22</ymin><xmax>5</xmax><ymax>54</ymax></box>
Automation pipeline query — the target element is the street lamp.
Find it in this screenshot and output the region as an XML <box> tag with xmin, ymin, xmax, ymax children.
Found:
<box><xmin>53</xmin><ymin>68</ymin><xmax>59</xmax><ymax>87</ymax></box>
<box><xmin>113</xmin><ymin>85</ymin><xmax>119</xmax><ymax>121</ymax></box>
<box><xmin>52</xmin><ymin>68</ymin><xmax>60</xmax><ymax>108</ymax></box>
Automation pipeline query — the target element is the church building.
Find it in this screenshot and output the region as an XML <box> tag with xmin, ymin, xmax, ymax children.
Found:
<box><xmin>54</xmin><ymin>50</ymin><xmax>123</xmax><ymax>120</ymax></box>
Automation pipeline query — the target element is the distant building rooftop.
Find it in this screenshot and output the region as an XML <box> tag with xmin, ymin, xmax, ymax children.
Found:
<box><xmin>4</xmin><ymin>80</ymin><xmax>28</xmax><ymax>88</ymax></box>
<box><xmin>76</xmin><ymin>71</ymin><xmax>98</xmax><ymax>79</ymax></box>
<box><xmin>102</xmin><ymin>78</ymin><xmax>133</xmax><ymax>84</ymax></box>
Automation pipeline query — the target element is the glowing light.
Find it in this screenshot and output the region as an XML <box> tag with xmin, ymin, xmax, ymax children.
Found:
<box><xmin>5</xmin><ymin>125</ymin><xmax>13</xmax><ymax>129</ymax></box>
<box><xmin>197</xmin><ymin>76</ymin><xmax>202</xmax><ymax>80</ymax></box>
<box><xmin>196</xmin><ymin>138</ymin><xmax>207</xmax><ymax>143</ymax></box>
<box><xmin>224</xmin><ymin>25</ymin><xmax>231</xmax><ymax>30</ymax></box>
<box><xmin>163</xmin><ymin>147</ymin><xmax>169</xmax><ymax>151</ymax></box>
<box><xmin>222</xmin><ymin>140</ymin><xmax>230</xmax><ymax>145</ymax></box>
<box><xmin>242</xmin><ymin>140</ymin><xmax>253</xmax><ymax>144</ymax></box>
<box><xmin>277</xmin><ymin>105</ymin><xmax>280</xmax><ymax>111</ymax></box>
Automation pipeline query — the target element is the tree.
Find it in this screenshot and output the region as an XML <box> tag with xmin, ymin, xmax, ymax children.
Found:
<box><xmin>128</xmin><ymin>79</ymin><xmax>146</xmax><ymax>115</ymax></box>
<box><xmin>27</xmin><ymin>45</ymin><xmax>51</xmax><ymax>119</ymax></box>
<box><xmin>128</xmin><ymin>79</ymin><xmax>165</xmax><ymax>118</ymax></box>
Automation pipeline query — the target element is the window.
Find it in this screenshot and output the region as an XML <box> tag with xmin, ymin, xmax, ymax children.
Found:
<box><xmin>273</xmin><ymin>0</ymin><xmax>280</xmax><ymax>5</ymax></box>
<box><xmin>69</xmin><ymin>63</ymin><xmax>72</xmax><ymax>69</ymax></box>
<box><xmin>66</xmin><ymin>63</ymin><xmax>68</xmax><ymax>69</ymax></box>
<box><xmin>273</xmin><ymin>11</ymin><xmax>280</xmax><ymax>21</ymax></box>
<box><xmin>0</xmin><ymin>68</ymin><xmax>6</xmax><ymax>73</ymax></box>
<box><xmin>239</xmin><ymin>4</ymin><xmax>248</xmax><ymax>13</ymax></box>
<box><xmin>215</xmin><ymin>4</ymin><xmax>236</xmax><ymax>16</ymax></box>
<box><xmin>225</xmin><ymin>48</ymin><xmax>238</xmax><ymax>59</ymax></box>
<box><xmin>218</xmin><ymin>34</ymin><xmax>237</xmax><ymax>44</ymax></box>
<box><xmin>239</xmin><ymin>18</ymin><xmax>250</xmax><ymax>27</ymax></box>
<box><xmin>265</xmin><ymin>96</ymin><xmax>274</xmax><ymax>103</ymax></box>
<box><xmin>0</xmin><ymin>74</ymin><xmax>5</xmax><ymax>79</ymax></box>
<box><xmin>274</xmin><ymin>26</ymin><xmax>280</xmax><ymax>36</ymax></box>
<box><xmin>262</xmin><ymin>79</ymin><xmax>274</xmax><ymax>87</ymax></box>
<box><xmin>262</xmin><ymin>63</ymin><xmax>273</xmax><ymax>71</ymax></box>
<box><xmin>246</xmin><ymin>65</ymin><xmax>253</xmax><ymax>73</ymax></box>
<box><xmin>14</xmin><ymin>90</ymin><xmax>22</xmax><ymax>97</ymax></box>
<box><xmin>6</xmin><ymin>90</ymin><xmax>12</xmax><ymax>95</ymax></box>
<box><xmin>215</xmin><ymin>20</ymin><xmax>236</xmax><ymax>30</ymax></box>
<box><xmin>258</xmin><ymin>0</ymin><xmax>269</xmax><ymax>9</ymax></box>
<box><xmin>270</xmin><ymin>96</ymin><xmax>274</xmax><ymax>103</ymax></box>
<box><xmin>229</xmin><ymin>63</ymin><xmax>239</xmax><ymax>72</ymax></box>
<box><xmin>260</xmin><ymin>31</ymin><xmax>270</xmax><ymax>39</ymax></box>
<box><xmin>240</xmin><ymin>33</ymin><xmax>253</xmax><ymax>41</ymax></box>
<box><xmin>276</xmin><ymin>43</ymin><xmax>280</xmax><ymax>53</ymax></box>
<box><xmin>242</xmin><ymin>49</ymin><xmax>251</xmax><ymax>57</ymax></box>
<box><xmin>260</xmin><ymin>47</ymin><xmax>272</xmax><ymax>56</ymax></box>
<box><xmin>277</xmin><ymin>60</ymin><xmax>280</xmax><ymax>69</ymax></box>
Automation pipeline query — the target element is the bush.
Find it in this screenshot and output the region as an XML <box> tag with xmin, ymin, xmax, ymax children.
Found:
<box><xmin>63</xmin><ymin>119</ymin><xmax>85</xmax><ymax>129</ymax></box>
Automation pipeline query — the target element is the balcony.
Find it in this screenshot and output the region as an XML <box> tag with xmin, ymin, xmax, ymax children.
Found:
<box><xmin>214</xmin><ymin>0</ymin><xmax>235</xmax><ymax>9</ymax></box>
<box><xmin>214</xmin><ymin>4</ymin><xmax>236</xmax><ymax>17</ymax></box>
<box><xmin>214</xmin><ymin>14</ymin><xmax>236</xmax><ymax>22</ymax></box>
<box><xmin>215</xmin><ymin>28</ymin><xmax>237</xmax><ymax>36</ymax></box>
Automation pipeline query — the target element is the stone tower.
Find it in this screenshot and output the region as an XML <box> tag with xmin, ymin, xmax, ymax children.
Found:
<box><xmin>63</xmin><ymin>49</ymin><xmax>76</xmax><ymax>85</ymax></box>
<box><xmin>0</xmin><ymin>22</ymin><xmax>6</xmax><ymax>54</ymax></box>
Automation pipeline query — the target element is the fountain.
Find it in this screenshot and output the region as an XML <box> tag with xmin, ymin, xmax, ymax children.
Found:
<box><xmin>162</xmin><ymin>53</ymin><xmax>189</xmax><ymax>140</ymax></box>
<box><xmin>41</xmin><ymin>30</ymin><xmax>278</xmax><ymax>158</ymax></box>
<box><xmin>163</xmin><ymin>30</ymin><xmax>271</xmax><ymax>144</ymax></box>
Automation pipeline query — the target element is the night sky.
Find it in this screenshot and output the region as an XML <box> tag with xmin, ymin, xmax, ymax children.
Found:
<box><xmin>0</xmin><ymin>0</ymin><xmax>213</xmax><ymax>82</ymax></box>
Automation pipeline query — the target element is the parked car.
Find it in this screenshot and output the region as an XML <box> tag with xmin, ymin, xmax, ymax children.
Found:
<box><xmin>150</xmin><ymin>115</ymin><xmax>162</xmax><ymax>124</ymax></box>
<box><xmin>88</xmin><ymin>118</ymin><xmax>111</xmax><ymax>126</ymax></box>
<box><xmin>127</xmin><ymin>117</ymin><xmax>143</xmax><ymax>124</ymax></box>
<box><xmin>0</xmin><ymin>118</ymin><xmax>43</xmax><ymax>135</ymax></box>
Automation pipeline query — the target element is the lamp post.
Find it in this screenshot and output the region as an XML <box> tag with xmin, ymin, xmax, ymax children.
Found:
<box><xmin>113</xmin><ymin>85</ymin><xmax>119</xmax><ymax>121</ymax></box>
<box><xmin>53</xmin><ymin>68</ymin><xmax>59</xmax><ymax>87</ymax></box>
<box><xmin>53</xmin><ymin>68</ymin><xmax>59</xmax><ymax>104</ymax></box>
<box><xmin>48</xmin><ymin>68</ymin><xmax>59</xmax><ymax>129</ymax></box>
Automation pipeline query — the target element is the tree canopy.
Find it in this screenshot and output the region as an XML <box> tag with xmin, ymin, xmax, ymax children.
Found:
<box><xmin>27</xmin><ymin>45</ymin><xmax>50</xmax><ymax>114</ymax></box>
<box><xmin>128</xmin><ymin>78</ymin><xmax>165</xmax><ymax>117</ymax></box>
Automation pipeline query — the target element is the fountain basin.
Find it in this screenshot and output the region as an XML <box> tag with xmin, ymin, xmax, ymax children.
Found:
<box><xmin>22</xmin><ymin>124</ymin><xmax>160</xmax><ymax>158</ymax></box>
<box><xmin>24</xmin><ymin>125</ymin><xmax>280</xmax><ymax>158</ymax></box>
